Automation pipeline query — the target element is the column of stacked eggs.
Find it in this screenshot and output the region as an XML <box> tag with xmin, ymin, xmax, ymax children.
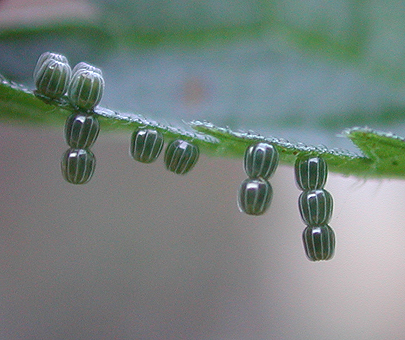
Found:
<box><xmin>33</xmin><ymin>52</ymin><xmax>104</xmax><ymax>184</ymax></box>
<box><xmin>238</xmin><ymin>143</ymin><xmax>279</xmax><ymax>215</ymax></box>
<box><xmin>32</xmin><ymin>51</ymin><xmax>340</xmax><ymax>262</ymax></box>
<box><xmin>295</xmin><ymin>156</ymin><xmax>336</xmax><ymax>261</ymax></box>
<box><xmin>34</xmin><ymin>52</ymin><xmax>201</xmax><ymax>182</ymax></box>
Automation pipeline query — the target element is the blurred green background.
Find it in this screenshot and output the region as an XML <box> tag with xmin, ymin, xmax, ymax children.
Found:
<box><xmin>3</xmin><ymin>0</ymin><xmax>405</xmax><ymax>148</ymax></box>
<box><xmin>2</xmin><ymin>1</ymin><xmax>405</xmax><ymax>340</ymax></box>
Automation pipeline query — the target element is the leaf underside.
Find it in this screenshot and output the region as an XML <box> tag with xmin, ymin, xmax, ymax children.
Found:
<box><xmin>1</xmin><ymin>76</ymin><xmax>405</xmax><ymax>179</ymax></box>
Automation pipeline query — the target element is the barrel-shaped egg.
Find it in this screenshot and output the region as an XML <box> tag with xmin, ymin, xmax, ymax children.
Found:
<box><xmin>295</xmin><ymin>156</ymin><xmax>328</xmax><ymax>190</ymax></box>
<box><xmin>298</xmin><ymin>189</ymin><xmax>333</xmax><ymax>226</ymax></box>
<box><xmin>164</xmin><ymin>140</ymin><xmax>199</xmax><ymax>175</ymax></box>
<box><xmin>61</xmin><ymin>148</ymin><xmax>96</xmax><ymax>185</ymax></box>
<box><xmin>302</xmin><ymin>225</ymin><xmax>335</xmax><ymax>261</ymax></box>
<box><xmin>64</xmin><ymin>113</ymin><xmax>100</xmax><ymax>149</ymax></box>
<box><xmin>130</xmin><ymin>129</ymin><xmax>164</xmax><ymax>164</ymax></box>
<box><xmin>238</xmin><ymin>178</ymin><xmax>273</xmax><ymax>216</ymax></box>
<box><xmin>244</xmin><ymin>142</ymin><xmax>279</xmax><ymax>179</ymax></box>
<box><xmin>71</xmin><ymin>62</ymin><xmax>103</xmax><ymax>76</ymax></box>
<box><xmin>33</xmin><ymin>52</ymin><xmax>68</xmax><ymax>79</ymax></box>
<box><xmin>33</xmin><ymin>52</ymin><xmax>71</xmax><ymax>99</ymax></box>
<box><xmin>68</xmin><ymin>66</ymin><xmax>104</xmax><ymax>111</ymax></box>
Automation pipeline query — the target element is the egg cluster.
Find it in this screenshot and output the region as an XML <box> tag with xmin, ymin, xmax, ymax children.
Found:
<box><xmin>130</xmin><ymin>129</ymin><xmax>200</xmax><ymax>175</ymax></box>
<box><xmin>62</xmin><ymin>113</ymin><xmax>99</xmax><ymax>184</ymax></box>
<box><xmin>236</xmin><ymin>145</ymin><xmax>337</xmax><ymax>261</ymax></box>
<box><xmin>34</xmin><ymin>52</ymin><xmax>103</xmax><ymax>184</ymax></box>
<box><xmin>295</xmin><ymin>156</ymin><xmax>336</xmax><ymax>261</ymax></box>
<box><xmin>34</xmin><ymin>52</ymin><xmax>338</xmax><ymax>262</ymax></box>
<box><xmin>238</xmin><ymin>143</ymin><xmax>279</xmax><ymax>216</ymax></box>
<box><xmin>34</xmin><ymin>52</ymin><xmax>200</xmax><ymax>185</ymax></box>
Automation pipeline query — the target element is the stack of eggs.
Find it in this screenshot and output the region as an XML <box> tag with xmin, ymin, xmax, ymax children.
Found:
<box><xmin>295</xmin><ymin>156</ymin><xmax>336</xmax><ymax>261</ymax></box>
<box><xmin>238</xmin><ymin>143</ymin><xmax>279</xmax><ymax>216</ymax></box>
<box><xmin>34</xmin><ymin>52</ymin><xmax>104</xmax><ymax>184</ymax></box>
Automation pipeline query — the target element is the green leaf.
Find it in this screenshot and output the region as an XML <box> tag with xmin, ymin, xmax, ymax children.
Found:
<box><xmin>2</xmin><ymin>75</ymin><xmax>405</xmax><ymax>179</ymax></box>
<box><xmin>345</xmin><ymin>127</ymin><xmax>405</xmax><ymax>177</ymax></box>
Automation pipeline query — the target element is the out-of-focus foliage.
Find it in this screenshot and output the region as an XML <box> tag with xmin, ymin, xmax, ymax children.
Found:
<box><xmin>1</xmin><ymin>0</ymin><xmax>405</xmax><ymax>158</ymax></box>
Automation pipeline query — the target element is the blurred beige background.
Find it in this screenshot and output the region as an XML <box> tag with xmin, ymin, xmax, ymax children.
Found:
<box><xmin>1</xmin><ymin>123</ymin><xmax>405</xmax><ymax>339</ymax></box>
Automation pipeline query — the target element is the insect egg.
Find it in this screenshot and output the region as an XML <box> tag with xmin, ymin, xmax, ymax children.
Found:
<box><xmin>64</xmin><ymin>113</ymin><xmax>100</xmax><ymax>149</ymax></box>
<box><xmin>71</xmin><ymin>62</ymin><xmax>103</xmax><ymax>76</ymax></box>
<box><xmin>164</xmin><ymin>140</ymin><xmax>199</xmax><ymax>175</ymax></box>
<box><xmin>295</xmin><ymin>156</ymin><xmax>328</xmax><ymax>190</ymax></box>
<box><xmin>61</xmin><ymin>148</ymin><xmax>96</xmax><ymax>185</ymax></box>
<box><xmin>33</xmin><ymin>52</ymin><xmax>71</xmax><ymax>99</ymax></box>
<box><xmin>237</xmin><ymin>178</ymin><xmax>273</xmax><ymax>216</ymax></box>
<box><xmin>302</xmin><ymin>225</ymin><xmax>335</xmax><ymax>261</ymax></box>
<box><xmin>130</xmin><ymin>129</ymin><xmax>164</xmax><ymax>164</ymax></box>
<box><xmin>34</xmin><ymin>52</ymin><xmax>68</xmax><ymax>79</ymax></box>
<box><xmin>68</xmin><ymin>65</ymin><xmax>105</xmax><ymax>111</ymax></box>
<box><xmin>298</xmin><ymin>189</ymin><xmax>333</xmax><ymax>226</ymax></box>
<box><xmin>244</xmin><ymin>142</ymin><xmax>279</xmax><ymax>179</ymax></box>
